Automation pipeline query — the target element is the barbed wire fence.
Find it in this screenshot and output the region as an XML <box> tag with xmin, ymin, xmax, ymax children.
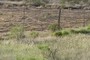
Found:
<box><xmin>0</xmin><ymin>5</ymin><xmax>90</xmax><ymax>33</ymax></box>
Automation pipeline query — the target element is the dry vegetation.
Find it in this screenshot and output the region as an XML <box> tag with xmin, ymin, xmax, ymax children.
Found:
<box><xmin>0</xmin><ymin>8</ymin><xmax>90</xmax><ymax>33</ymax></box>
<box><xmin>0</xmin><ymin>0</ymin><xmax>90</xmax><ymax>60</ymax></box>
<box><xmin>0</xmin><ymin>24</ymin><xmax>90</xmax><ymax>60</ymax></box>
<box><xmin>0</xmin><ymin>34</ymin><xmax>90</xmax><ymax>60</ymax></box>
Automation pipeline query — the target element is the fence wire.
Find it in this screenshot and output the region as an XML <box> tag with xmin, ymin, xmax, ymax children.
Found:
<box><xmin>0</xmin><ymin>7</ymin><xmax>90</xmax><ymax>33</ymax></box>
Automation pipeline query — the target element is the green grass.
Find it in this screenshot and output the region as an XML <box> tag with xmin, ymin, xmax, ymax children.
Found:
<box><xmin>53</xmin><ymin>30</ymin><xmax>70</xmax><ymax>36</ymax></box>
<box><xmin>1</xmin><ymin>25</ymin><xmax>90</xmax><ymax>60</ymax></box>
<box><xmin>0</xmin><ymin>42</ymin><xmax>44</xmax><ymax>60</ymax></box>
<box><xmin>53</xmin><ymin>27</ymin><xmax>90</xmax><ymax>37</ymax></box>
<box><xmin>29</xmin><ymin>31</ymin><xmax>39</xmax><ymax>38</ymax></box>
<box><xmin>0</xmin><ymin>34</ymin><xmax>90</xmax><ymax>60</ymax></box>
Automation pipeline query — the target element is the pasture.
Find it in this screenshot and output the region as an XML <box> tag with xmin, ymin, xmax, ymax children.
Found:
<box><xmin>0</xmin><ymin>4</ymin><xmax>90</xmax><ymax>60</ymax></box>
<box><xmin>0</xmin><ymin>34</ymin><xmax>90</xmax><ymax>60</ymax></box>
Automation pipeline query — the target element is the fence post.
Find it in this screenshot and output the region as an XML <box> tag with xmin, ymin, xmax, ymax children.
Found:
<box><xmin>21</xmin><ymin>4</ymin><xmax>26</xmax><ymax>35</ymax></box>
<box><xmin>58</xmin><ymin>6</ymin><xmax>61</xmax><ymax>29</ymax></box>
<box><xmin>83</xmin><ymin>9</ymin><xmax>86</xmax><ymax>27</ymax></box>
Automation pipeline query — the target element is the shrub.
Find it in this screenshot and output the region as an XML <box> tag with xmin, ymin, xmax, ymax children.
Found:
<box><xmin>48</xmin><ymin>24</ymin><xmax>59</xmax><ymax>32</ymax></box>
<box><xmin>37</xmin><ymin>44</ymin><xmax>49</xmax><ymax>51</ymax></box>
<box><xmin>87</xmin><ymin>25</ymin><xmax>90</xmax><ymax>30</ymax></box>
<box><xmin>78</xmin><ymin>29</ymin><xmax>90</xmax><ymax>34</ymax></box>
<box><xmin>9</xmin><ymin>25</ymin><xmax>25</xmax><ymax>40</ymax></box>
<box><xmin>0</xmin><ymin>13</ymin><xmax>3</xmax><ymax>15</ymax></box>
<box><xmin>53</xmin><ymin>30</ymin><xmax>70</xmax><ymax>37</ymax></box>
<box><xmin>31</xmin><ymin>0</ymin><xmax>48</xmax><ymax>7</ymax></box>
<box><xmin>70</xmin><ymin>29</ymin><xmax>80</xmax><ymax>34</ymax></box>
<box><xmin>70</xmin><ymin>28</ymin><xmax>90</xmax><ymax>34</ymax></box>
<box><xmin>30</xmin><ymin>31</ymin><xmax>39</xmax><ymax>38</ymax></box>
<box><xmin>62</xmin><ymin>30</ymin><xmax>70</xmax><ymax>35</ymax></box>
<box><xmin>53</xmin><ymin>31</ymin><xmax>63</xmax><ymax>36</ymax></box>
<box><xmin>53</xmin><ymin>27</ymin><xmax>90</xmax><ymax>37</ymax></box>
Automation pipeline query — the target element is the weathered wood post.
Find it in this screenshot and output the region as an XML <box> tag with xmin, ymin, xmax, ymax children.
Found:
<box><xmin>83</xmin><ymin>9</ymin><xmax>86</xmax><ymax>27</ymax></box>
<box><xmin>20</xmin><ymin>3</ymin><xmax>27</xmax><ymax>39</ymax></box>
<box><xmin>58</xmin><ymin>6</ymin><xmax>61</xmax><ymax>29</ymax></box>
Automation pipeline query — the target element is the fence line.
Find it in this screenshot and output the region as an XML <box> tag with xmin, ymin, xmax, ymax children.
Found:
<box><xmin>0</xmin><ymin>8</ymin><xmax>90</xmax><ymax>32</ymax></box>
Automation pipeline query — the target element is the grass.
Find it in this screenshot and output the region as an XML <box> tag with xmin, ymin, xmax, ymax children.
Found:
<box><xmin>55</xmin><ymin>34</ymin><xmax>90</xmax><ymax>60</ymax></box>
<box><xmin>1</xmin><ymin>26</ymin><xmax>90</xmax><ymax>60</ymax></box>
<box><xmin>0</xmin><ymin>41</ymin><xmax>44</xmax><ymax>60</ymax></box>
<box><xmin>0</xmin><ymin>34</ymin><xmax>90</xmax><ymax>60</ymax></box>
<box><xmin>53</xmin><ymin>26</ymin><xmax>90</xmax><ymax>37</ymax></box>
<box><xmin>29</xmin><ymin>31</ymin><xmax>39</xmax><ymax>38</ymax></box>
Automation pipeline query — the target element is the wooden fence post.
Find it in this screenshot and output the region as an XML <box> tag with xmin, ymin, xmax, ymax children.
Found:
<box><xmin>83</xmin><ymin>9</ymin><xmax>86</xmax><ymax>27</ymax></box>
<box><xmin>58</xmin><ymin>6</ymin><xmax>61</xmax><ymax>29</ymax></box>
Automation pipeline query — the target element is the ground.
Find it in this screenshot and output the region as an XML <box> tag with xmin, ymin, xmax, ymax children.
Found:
<box><xmin>0</xmin><ymin>8</ymin><xmax>90</xmax><ymax>32</ymax></box>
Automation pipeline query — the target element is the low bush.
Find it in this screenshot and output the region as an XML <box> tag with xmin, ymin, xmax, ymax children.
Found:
<box><xmin>78</xmin><ymin>29</ymin><xmax>90</xmax><ymax>34</ymax></box>
<box><xmin>62</xmin><ymin>30</ymin><xmax>70</xmax><ymax>35</ymax></box>
<box><xmin>87</xmin><ymin>25</ymin><xmax>90</xmax><ymax>30</ymax></box>
<box><xmin>30</xmin><ymin>31</ymin><xmax>39</xmax><ymax>38</ymax></box>
<box><xmin>70</xmin><ymin>28</ymin><xmax>90</xmax><ymax>34</ymax></box>
<box><xmin>48</xmin><ymin>24</ymin><xmax>59</xmax><ymax>32</ymax></box>
<box><xmin>9</xmin><ymin>25</ymin><xmax>25</xmax><ymax>40</ymax></box>
<box><xmin>37</xmin><ymin>44</ymin><xmax>49</xmax><ymax>51</ymax></box>
<box><xmin>53</xmin><ymin>27</ymin><xmax>90</xmax><ymax>37</ymax></box>
<box><xmin>70</xmin><ymin>29</ymin><xmax>82</xmax><ymax>34</ymax></box>
<box><xmin>31</xmin><ymin>0</ymin><xmax>49</xmax><ymax>7</ymax></box>
<box><xmin>53</xmin><ymin>31</ymin><xmax>62</xmax><ymax>36</ymax></box>
<box><xmin>0</xmin><ymin>13</ymin><xmax>3</xmax><ymax>15</ymax></box>
<box><xmin>53</xmin><ymin>30</ymin><xmax>70</xmax><ymax>37</ymax></box>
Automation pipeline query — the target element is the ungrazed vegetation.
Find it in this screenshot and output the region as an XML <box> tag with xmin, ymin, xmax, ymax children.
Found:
<box><xmin>0</xmin><ymin>25</ymin><xmax>90</xmax><ymax>60</ymax></box>
<box><xmin>1</xmin><ymin>34</ymin><xmax>90</xmax><ymax>60</ymax></box>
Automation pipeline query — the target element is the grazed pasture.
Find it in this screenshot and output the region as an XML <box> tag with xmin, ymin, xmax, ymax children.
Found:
<box><xmin>0</xmin><ymin>8</ymin><xmax>90</xmax><ymax>33</ymax></box>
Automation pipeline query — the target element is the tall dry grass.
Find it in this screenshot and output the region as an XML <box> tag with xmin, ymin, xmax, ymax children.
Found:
<box><xmin>0</xmin><ymin>34</ymin><xmax>90</xmax><ymax>60</ymax></box>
